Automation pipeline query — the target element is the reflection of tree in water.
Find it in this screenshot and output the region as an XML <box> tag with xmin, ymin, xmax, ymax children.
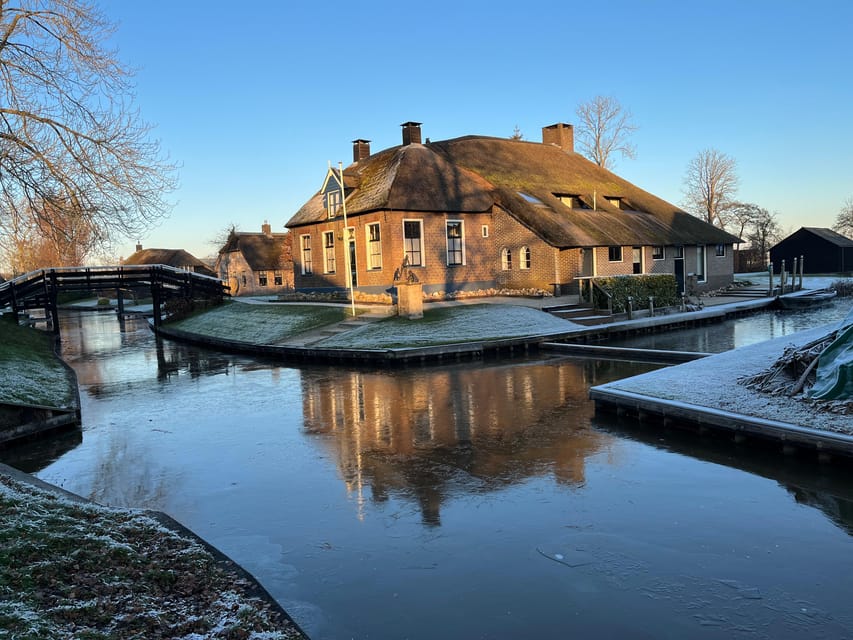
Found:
<box><xmin>595</xmin><ymin>414</ymin><xmax>853</xmax><ymax>538</ymax></box>
<box><xmin>300</xmin><ymin>357</ymin><xmax>651</xmax><ymax>526</ymax></box>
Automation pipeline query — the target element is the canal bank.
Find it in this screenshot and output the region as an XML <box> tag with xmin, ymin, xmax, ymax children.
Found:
<box><xmin>0</xmin><ymin>462</ymin><xmax>307</xmax><ymax>639</ymax></box>
<box><xmin>590</xmin><ymin>324</ymin><xmax>853</xmax><ymax>458</ymax></box>
<box><xmin>0</xmin><ymin>319</ymin><xmax>80</xmax><ymax>446</ymax></box>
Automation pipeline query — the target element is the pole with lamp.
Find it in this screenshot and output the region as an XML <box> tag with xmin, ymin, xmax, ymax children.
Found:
<box><xmin>333</xmin><ymin>161</ymin><xmax>356</xmax><ymax>317</ymax></box>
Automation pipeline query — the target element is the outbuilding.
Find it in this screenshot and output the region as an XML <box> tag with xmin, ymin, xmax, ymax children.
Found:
<box><xmin>769</xmin><ymin>227</ymin><xmax>853</xmax><ymax>274</ymax></box>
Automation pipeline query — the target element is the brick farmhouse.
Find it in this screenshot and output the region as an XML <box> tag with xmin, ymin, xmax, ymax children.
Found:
<box><xmin>215</xmin><ymin>223</ymin><xmax>293</xmax><ymax>296</ymax></box>
<box><xmin>285</xmin><ymin>122</ymin><xmax>740</xmax><ymax>298</ymax></box>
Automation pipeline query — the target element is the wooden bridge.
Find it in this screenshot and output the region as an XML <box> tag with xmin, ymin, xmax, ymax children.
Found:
<box><xmin>0</xmin><ymin>265</ymin><xmax>229</xmax><ymax>332</ymax></box>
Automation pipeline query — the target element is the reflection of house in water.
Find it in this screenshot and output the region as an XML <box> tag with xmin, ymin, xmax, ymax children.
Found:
<box><xmin>300</xmin><ymin>358</ymin><xmax>641</xmax><ymax>525</ymax></box>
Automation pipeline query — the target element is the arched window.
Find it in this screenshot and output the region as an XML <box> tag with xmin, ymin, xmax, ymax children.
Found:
<box><xmin>501</xmin><ymin>247</ymin><xmax>512</xmax><ymax>270</ymax></box>
<box><xmin>520</xmin><ymin>246</ymin><xmax>531</xmax><ymax>270</ymax></box>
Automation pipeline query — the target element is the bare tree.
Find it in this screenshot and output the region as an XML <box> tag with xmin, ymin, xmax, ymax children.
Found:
<box><xmin>0</xmin><ymin>0</ymin><xmax>177</xmax><ymax>265</ymax></box>
<box><xmin>748</xmin><ymin>208</ymin><xmax>782</xmax><ymax>265</ymax></box>
<box><xmin>832</xmin><ymin>197</ymin><xmax>853</xmax><ymax>238</ymax></box>
<box><xmin>574</xmin><ymin>95</ymin><xmax>637</xmax><ymax>170</ymax></box>
<box><xmin>682</xmin><ymin>149</ymin><xmax>739</xmax><ymax>227</ymax></box>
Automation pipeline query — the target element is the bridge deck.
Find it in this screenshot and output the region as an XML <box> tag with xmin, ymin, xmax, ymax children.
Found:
<box><xmin>0</xmin><ymin>265</ymin><xmax>229</xmax><ymax>330</ymax></box>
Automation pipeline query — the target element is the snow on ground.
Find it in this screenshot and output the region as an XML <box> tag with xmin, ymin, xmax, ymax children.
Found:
<box><xmin>603</xmin><ymin>322</ymin><xmax>853</xmax><ymax>434</ymax></box>
<box><xmin>314</xmin><ymin>304</ymin><xmax>578</xmax><ymax>349</ymax></box>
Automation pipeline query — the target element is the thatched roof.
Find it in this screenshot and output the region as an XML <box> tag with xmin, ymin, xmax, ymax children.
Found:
<box><xmin>220</xmin><ymin>232</ymin><xmax>290</xmax><ymax>271</ymax></box>
<box><xmin>286</xmin><ymin>135</ymin><xmax>741</xmax><ymax>248</ymax></box>
<box><xmin>123</xmin><ymin>248</ymin><xmax>215</xmax><ymax>275</ymax></box>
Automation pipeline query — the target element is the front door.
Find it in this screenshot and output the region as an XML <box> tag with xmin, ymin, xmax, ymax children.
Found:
<box><xmin>674</xmin><ymin>254</ymin><xmax>685</xmax><ymax>294</ymax></box>
<box><xmin>632</xmin><ymin>247</ymin><xmax>642</xmax><ymax>274</ymax></box>
<box><xmin>348</xmin><ymin>229</ymin><xmax>358</xmax><ymax>288</ymax></box>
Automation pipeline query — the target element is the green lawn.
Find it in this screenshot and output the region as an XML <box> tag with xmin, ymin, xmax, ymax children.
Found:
<box><xmin>169</xmin><ymin>301</ymin><xmax>349</xmax><ymax>343</ymax></box>
<box><xmin>0</xmin><ymin>319</ymin><xmax>74</xmax><ymax>408</ymax></box>
<box><xmin>316</xmin><ymin>304</ymin><xmax>576</xmax><ymax>349</ymax></box>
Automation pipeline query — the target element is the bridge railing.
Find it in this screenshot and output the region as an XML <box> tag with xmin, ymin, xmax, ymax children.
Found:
<box><xmin>0</xmin><ymin>264</ymin><xmax>229</xmax><ymax>313</ymax></box>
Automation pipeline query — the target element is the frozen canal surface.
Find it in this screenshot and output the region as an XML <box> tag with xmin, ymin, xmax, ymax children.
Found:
<box><xmin>4</xmin><ymin>306</ymin><xmax>853</xmax><ymax>639</ymax></box>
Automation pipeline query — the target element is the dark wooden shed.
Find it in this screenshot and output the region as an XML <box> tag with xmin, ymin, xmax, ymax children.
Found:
<box><xmin>769</xmin><ymin>227</ymin><xmax>853</xmax><ymax>274</ymax></box>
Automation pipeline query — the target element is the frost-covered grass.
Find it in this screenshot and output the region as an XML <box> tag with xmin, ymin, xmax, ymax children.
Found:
<box><xmin>0</xmin><ymin>319</ymin><xmax>74</xmax><ymax>408</ymax></box>
<box><xmin>169</xmin><ymin>301</ymin><xmax>348</xmax><ymax>343</ymax></box>
<box><xmin>0</xmin><ymin>471</ymin><xmax>304</xmax><ymax>640</ymax></box>
<box><xmin>316</xmin><ymin>304</ymin><xmax>576</xmax><ymax>349</ymax></box>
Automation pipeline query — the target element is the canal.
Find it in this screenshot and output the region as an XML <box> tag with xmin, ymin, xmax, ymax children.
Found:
<box><xmin>4</xmin><ymin>304</ymin><xmax>853</xmax><ymax>639</ymax></box>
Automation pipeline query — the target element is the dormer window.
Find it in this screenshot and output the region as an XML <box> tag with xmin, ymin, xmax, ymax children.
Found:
<box><xmin>606</xmin><ymin>196</ymin><xmax>622</xmax><ymax>209</ymax></box>
<box><xmin>325</xmin><ymin>189</ymin><xmax>342</xmax><ymax>219</ymax></box>
<box><xmin>555</xmin><ymin>194</ymin><xmax>589</xmax><ymax>209</ymax></box>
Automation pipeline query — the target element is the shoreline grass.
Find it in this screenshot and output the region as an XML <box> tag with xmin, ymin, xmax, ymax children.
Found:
<box><xmin>168</xmin><ymin>301</ymin><xmax>348</xmax><ymax>344</ymax></box>
<box><xmin>0</xmin><ymin>319</ymin><xmax>74</xmax><ymax>408</ymax></box>
<box><xmin>0</xmin><ymin>471</ymin><xmax>304</xmax><ymax>639</ymax></box>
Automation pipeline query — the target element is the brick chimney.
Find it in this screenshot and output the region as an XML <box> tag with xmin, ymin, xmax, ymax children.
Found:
<box><xmin>135</xmin><ymin>242</ymin><xmax>142</xmax><ymax>252</ymax></box>
<box><xmin>542</xmin><ymin>123</ymin><xmax>574</xmax><ymax>152</ymax></box>
<box><xmin>352</xmin><ymin>138</ymin><xmax>371</xmax><ymax>162</ymax></box>
<box><xmin>401</xmin><ymin>121</ymin><xmax>422</xmax><ymax>146</ymax></box>
<box><xmin>261</xmin><ymin>221</ymin><xmax>272</xmax><ymax>236</ymax></box>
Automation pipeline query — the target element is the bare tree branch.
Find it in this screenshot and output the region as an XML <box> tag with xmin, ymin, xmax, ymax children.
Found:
<box><xmin>832</xmin><ymin>197</ymin><xmax>853</xmax><ymax>238</ymax></box>
<box><xmin>682</xmin><ymin>148</ymin><xmax>739</xmax><ymax>227</ymax></box>
<box><xmin>0</xmin><ymin>0</ymin><xmax>177</xmax><ymax>270</ymax></box>
<box><xmin>574</xmin><ymin>95</ymin><xmax>637</xmax><ymax>170</ymax></box>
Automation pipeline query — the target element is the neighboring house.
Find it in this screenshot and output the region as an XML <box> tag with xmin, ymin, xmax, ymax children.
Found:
<box><xmin>769</xmin><ymin>227</ymin><xmax>853</xmax><ymax>274</ymax></box>
<box><xmin>285</xmin><ymin>122</ymin><xmax>741</xmax><ymax>297</ymax></box>
<box><xmin>123</xmin><ymin>246</ymin><xmax>216</xmax><ymax>276</ymax></box>
<box><xmin>215</xmin><ymin>223</ymin><xmax>293</xmax><ymax>296</ymax></box>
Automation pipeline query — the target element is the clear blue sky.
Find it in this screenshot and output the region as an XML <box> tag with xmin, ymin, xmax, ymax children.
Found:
<box><xmin>106</xmin><ymin>0</ymin><xmax>853</xmax><ymax>261</ymax></box>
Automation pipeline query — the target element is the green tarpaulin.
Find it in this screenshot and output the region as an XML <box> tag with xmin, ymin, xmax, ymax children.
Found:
<box><xmin>809</xmin><ymin>307</ymin><xmax>853</xmax><ymax>400</ymax></box>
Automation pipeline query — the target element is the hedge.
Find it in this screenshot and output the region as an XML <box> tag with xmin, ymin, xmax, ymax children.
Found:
<box><xmin>592</xmin><ymin>274</ymin><xmax>679</xmax><ymax>313</ymax></box>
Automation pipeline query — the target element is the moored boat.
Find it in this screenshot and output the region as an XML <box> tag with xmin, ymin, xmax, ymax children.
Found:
<box><xmin>777</xmin><ymin>288</ymin><xmax>837</xmax><ymax>309</ymax></box>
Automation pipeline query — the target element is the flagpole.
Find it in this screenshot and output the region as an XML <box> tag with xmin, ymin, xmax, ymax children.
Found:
<box><xmin>338</xmin><ymin>162</ymin><xmax>356</xmax><ymax>317</ymax></box>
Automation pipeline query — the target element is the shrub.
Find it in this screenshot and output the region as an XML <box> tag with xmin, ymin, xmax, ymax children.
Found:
<box><xmin>592</xmin><ymin>274</ymin><xmax>679</xmax><ymax>313</ymax></box>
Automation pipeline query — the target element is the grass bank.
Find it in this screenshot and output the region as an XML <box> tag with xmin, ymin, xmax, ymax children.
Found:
<box><xmin>168</xmin><ymin>302</ymin><xmax>348</xmax><ymax>344</ymax></box>
<box><xmin>315</xmin><ymin>304</ymin><xmax>575</xmax><ymax>349</ymax></box>
<box><xmin>0</xmin><ymin>470</ymin><xmax>304</xmax><ymax>639</ymax></box>
<box><xmin>0</xmin><ymin>319</ymin><xmax>74</xmax><ymax>408</ymax></box>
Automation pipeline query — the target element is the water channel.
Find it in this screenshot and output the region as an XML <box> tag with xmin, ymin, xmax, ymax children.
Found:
<box><xmin>4</xmin><ymin>300</ymin><xmax>853</xmax><ymax>639</ymax></box>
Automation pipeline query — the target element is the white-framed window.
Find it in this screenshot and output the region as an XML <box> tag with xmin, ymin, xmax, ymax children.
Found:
<box><xmin>696</xmin><ymin>245</ymin><xmax>707</xmax><ymax>282</ymax></box>
<box><xmin>366</xmin><ymin>222</ymin><xmax>382</xmax><ymax>270</ymax></box>
<box><xmin>501</xmin><ymin>247</ymin><xmax>512</xmax><ymax>270</ymax></box>
<box><xmin>674</xmin><ymin>245</ymin><xmax>684</xmax><ymax>259</ymax></box>
<box><xmin>482</xmin><ymin>225</ymin><xmax>489</xmax><ymax>238</ymax></box>
<box><xmin>326</xmin><ymin>189</ymin><xmax>341</xmax><ymax>219</ymax></box>
<box><xmin>520</xmin><ymin>246</ymin><xmax>531</xmax><ymax>269</ymax></box>
<box><xmin>652</xmin><ymin>246</ymin><xmax>665</xmax><ymax>260</ymax></box>
<box><xmin>446</xmin><ymin>220</ymin><xmax>464</xmax><ymax>266</ymax></box>
<box><xmin>403</xmin><ymin>219</ymin><xmax>424</xmax><ymax>266</ymax></box>
<box><xmin>300</xmin><ymin>234</ymin><xmax>313</xmax><ymax>275</ymax></box>
<box><xmin>274</xmin><ymin>270</ymin><xmax>283</xmax><ymax>286</ymax></box>
<box><xmin>258</xmin><ymin>270</ymin><xmax>268</xmax><ymax>286</ymax></box>
<box><xmin>715</xmin><ymin>244</ymin><xmax>726</xmax><ymax>257</ymax></box>
<box><xmin>608</xmin><ymin>246</ymin><xmax>623</xmax><ymax>262</ymax></box>
<box><xmin>323</xmin><ymin>231</ymin><xmax>336</xmax><ymax>274</ymax></box>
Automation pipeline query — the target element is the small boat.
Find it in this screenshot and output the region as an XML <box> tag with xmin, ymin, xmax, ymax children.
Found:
<box><xmin>777</xmin><ymin>288</ymin><xmax>838</xmax><ymax>309</ymax></box>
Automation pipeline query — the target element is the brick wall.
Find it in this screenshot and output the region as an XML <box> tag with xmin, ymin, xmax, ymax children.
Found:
<box><xmin>293</xmin><ymin>210</ymin><xmax>497</xmax><ymax>294</ymax></box>
<box><xmin>216</xmin><ymin>250</ymin><xmax>294</xmax><ymax>296</ymax></box>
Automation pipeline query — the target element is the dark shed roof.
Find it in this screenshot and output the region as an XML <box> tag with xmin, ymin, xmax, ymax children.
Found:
<box><xmin>286</xmin><ymin>134</ymin><xmax>741</xmax><ymax>248</ymax></box>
